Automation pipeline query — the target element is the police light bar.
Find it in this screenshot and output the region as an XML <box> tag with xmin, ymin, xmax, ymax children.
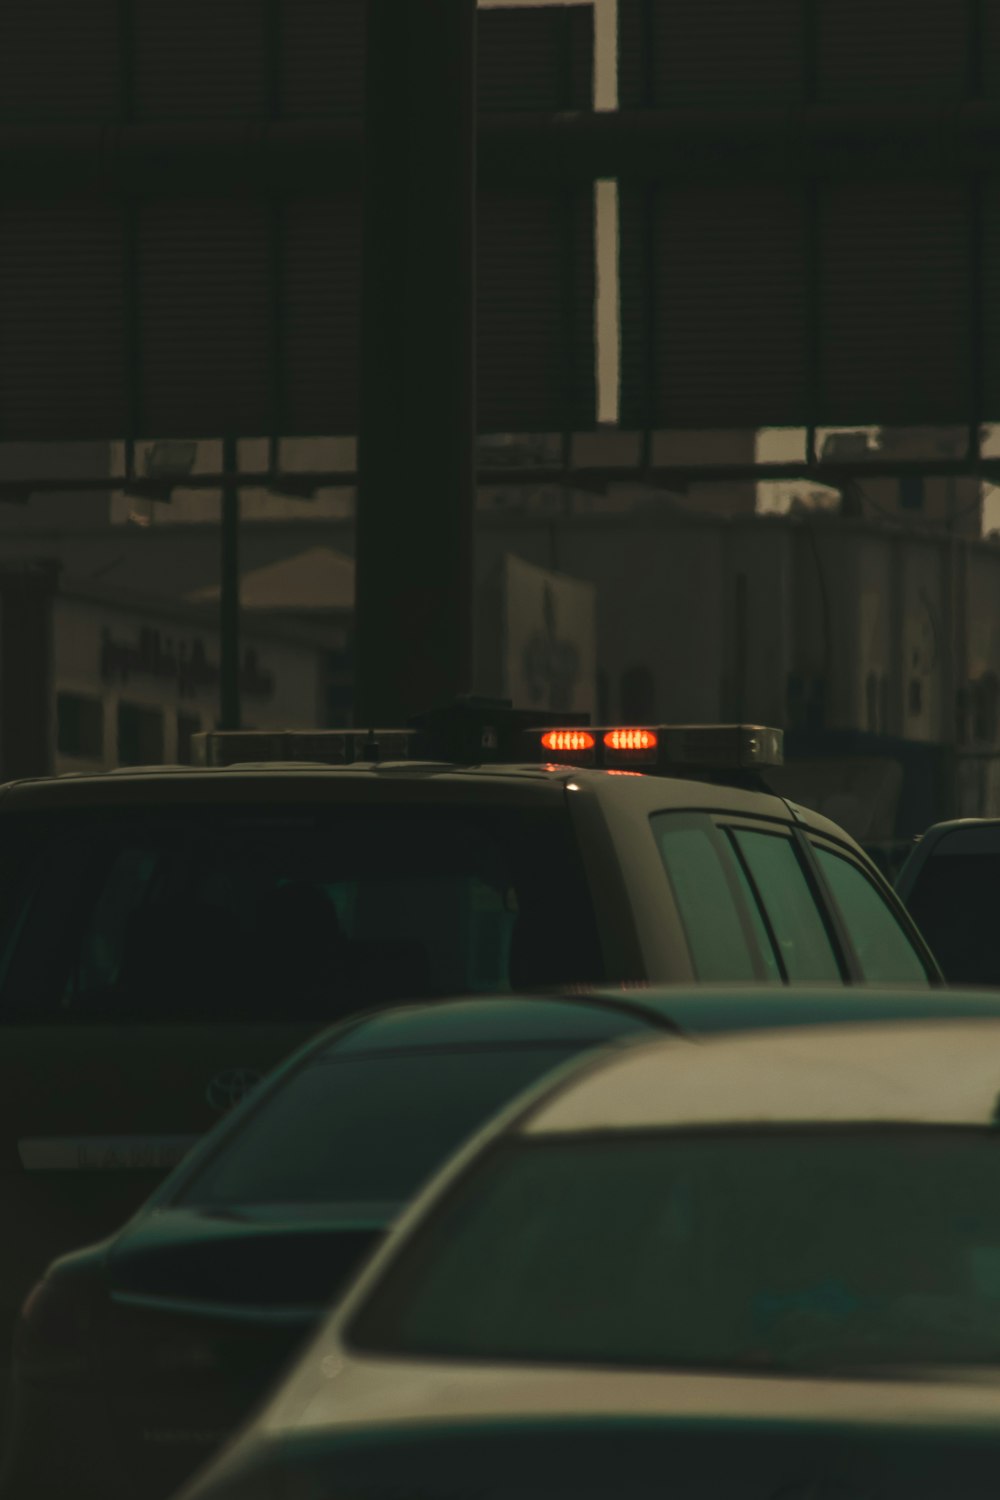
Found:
<box><xmin>192</xmin><ymin>729</ymin><xmax>418</xmax><ymax>768</ymax></box>
<box><xmin>190</xmin><ymin>698</ymin><xmax>590</xmax><ymax>769</ymax></box>
<box><xmin>527</xmin><ymin>723</ymin><xmax>784</xmax><ymax>773</ymax></box>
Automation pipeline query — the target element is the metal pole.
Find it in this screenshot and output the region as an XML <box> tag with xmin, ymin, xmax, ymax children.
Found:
<box><xmin>355</xmin><ymin>0</ymin><xmax>477</xmax><ymax>726</ymax></box>
<box><xmin>219</xmin><ymin>435</ymin><xmax>241</xmax><ymax>730</ymax></box>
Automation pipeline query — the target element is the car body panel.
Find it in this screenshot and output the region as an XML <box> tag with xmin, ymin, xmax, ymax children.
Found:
<box><xmin>0</xmin><ymin>1022</ymin><xmax>309</xmax><ymax>1355</ymax></box>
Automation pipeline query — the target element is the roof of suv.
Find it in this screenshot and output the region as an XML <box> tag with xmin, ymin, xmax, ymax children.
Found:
<box><xmin>0</xmin><ymin>762</ymin><xmax>869</xmax><ymax>855</ymax></box>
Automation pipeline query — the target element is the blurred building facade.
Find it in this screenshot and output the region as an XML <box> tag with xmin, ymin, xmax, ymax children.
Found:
<box><xmin>0</xmin><ymin>562</ymin><xmax>331</xmax><ymax>778</ymax></box>
<box><xmin>0</xmin><ymin>429</ymin><xmax>998</xmax><ymax>848</ymax></box>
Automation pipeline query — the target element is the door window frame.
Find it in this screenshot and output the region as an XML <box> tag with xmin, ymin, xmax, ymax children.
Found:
<box><xmin>801</xmin><ymin>833</ymin><xmax>939</xmax><ymax>985</ymax></box>
<box><xmin>718</xmin><ymin>817</ymin><xmax>849</xmax><ymax>984</ymax></box>
<box><xmin>651</xmin><ymin>808</ymin><xmax>861</xmax><ymax>985</ymax></box>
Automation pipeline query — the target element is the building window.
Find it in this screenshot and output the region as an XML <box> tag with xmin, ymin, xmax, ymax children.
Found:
<box><xmin>974</xmin><ymin>673</ymin><xmax>1000</xmax><ymax>744</ymax></box>
<box><xmin>596</xmin><ymin>669</ymin><xmax>610</xmax><ymax>723</ymax></box>
<box><xmin>899</xmin><ymin>477</ymin><xmax>924</xmax><ymax>511</ymax></box>
<box><xmin>865</xmin><ymin>671</ymin><xmax>878</xmax><ymax>733</ymax></box>
<box><xmin>619</xmin><ymin>664</ymin><xmax>654</xmax><ymax>722</ymax></box>
<box><xmin>176</xmin><ymin>713</ymin><xmax>201</xmax><ymax>764</ymax></box>
<box><xmin>56</xmin><ymin>693</ymin><xmax>104</xmax><ymax>759</ymax></box>
<box><xmin>117</xmin><ymin>702</ymin><xmax>165</xmax><ymax>766</ymax></box>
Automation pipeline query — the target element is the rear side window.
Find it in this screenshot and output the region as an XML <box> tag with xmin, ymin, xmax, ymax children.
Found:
<box><xmin>652</xmin><ymin>815</ymin><xmax>760</xmax><ymax>981</ymax></box>
<box><xmin>177</xmin><ymin>1044</ymin><xmax>594</xmax><ymax>1210</ymax></box>
<box><xmin>731</xmin><ymin>830</ymin><xmax>841</xmax><ymax>982</ymax></box>
<box><xmin>813</xmin><ymin>846</ymin><xmax>929</xmax><ymax>986</ymax></box>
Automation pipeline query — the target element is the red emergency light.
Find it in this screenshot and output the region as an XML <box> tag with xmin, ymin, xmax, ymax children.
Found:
<box><xmin>604</xmin><ymin>728</ymin><xmax>657</xmax><ymax>753</ymax></box>
<box><xmin>541</xmin><ymin>730</ymin><xmax>596</xmax><ymax>754</ymax></box>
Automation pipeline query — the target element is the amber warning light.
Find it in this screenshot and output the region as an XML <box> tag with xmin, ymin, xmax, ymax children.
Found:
<box><xmin>540</xmin><ymin>730</ymin><xmax>596</xmax><ymax>754</ymax></box>
<box><xmin>604</xmin><ymin>728</ymin><xmax>658</xmax><ymax>753</ymax></box>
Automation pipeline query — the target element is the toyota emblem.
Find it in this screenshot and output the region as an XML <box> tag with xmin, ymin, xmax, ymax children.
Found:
<box><xmin>206</xmin><ymin>1067</ymin><xmax>263</xmax><ymax>1114</ymax></box>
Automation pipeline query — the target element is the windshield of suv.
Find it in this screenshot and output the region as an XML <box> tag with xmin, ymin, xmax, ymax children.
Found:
<box><xmin>351</xmin><ymin>1128</ymin><xmax>1000</xmax><ymax>1375</ymax></box>
<box><xmin>0</xmin><ymin>803</ymin><xmax>603</xmax><ymax>1022</ymax></box>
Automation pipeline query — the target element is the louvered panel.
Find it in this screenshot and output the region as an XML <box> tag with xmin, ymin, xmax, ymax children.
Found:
<box><xmin>820</xmin><ymin>185</ymin><xmax>970</xmax><ymax>425</ymax></box>
<box><xmin>478</xmin><ymin>193</ymin><xmax>595</xmax><ymax>434</ymax></box>
<box><xmin>137</xmin><ymin>201</ymin><xmax>272</xmax><ymax>437</ymax></box>
<box><xmin>982</xmin><ymin>2</ymin><xmax>1000</xmax><ymax>97</ymax></box>
<box><xmin>816</xmin><ymin>0</ymin><xmax>968</xmax><ymax>104</ymax></box>
<box><xmin>617</xmin><ymin>0</ymin><xmax>648</xmax><ymax>109</ymax></box>
<box><xmin>133</xmin><ymin>0</ymin><xmax>268</xmax><ymax>120</ymax></box>
<box><xmin>616</xmin><ymin>188</ymin><xmax>650</xmax><ymax>429</ymax></box>
<box><xmin>479</xmin><ymin>5</ymin><xmax>592</xmax><ymax>112</ymax></box>
<box><xmin>618</xmin><ymin>0</ymin><xmax>804</xmax><ymax>109</ymax></box>
<box><xmin>0</xmin><ymin>0</ymin><xmax>120</xmax><ymax>122</ymax></box>
<box><xmin>280</xmin><ymin>0</ymin><xmax>365</xmax><ymax>118</ymax></box>
<box><xmin>567</xmin><ymin>189</ymin><xmax>597</xmax><ymax>424</ymax></box>
<box><xmin>622</xmin><ymin>187</ymin><xmax>808</xmax><ymax>430</ymax></box>
<box><xmin>976</xmin><ymin>187</ymin><xmax>1000</xmax><ymax>419</ymax></box>
<box><xmin>0</xmin><ymin>205</ymin><xmax>127</xmax><ymax>440</ymax></box>
<box><xmin>281</xmin><ymin>198</ymin><xmax>362</xmax><ymax>435</ymax></box>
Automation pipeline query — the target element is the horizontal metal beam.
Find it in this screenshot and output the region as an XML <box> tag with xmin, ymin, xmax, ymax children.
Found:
<box><xmin>0</xmin><ymin>454</ymin><xmax>996</xmax><ymax>503</ymax></box>
<box><xmin>481</xmin><ymin>104</ymin><xmax>1000</xmax><ymax>184</ymax></box>
<box><xmin>3</xmin><ymin>105</ymin><xmax>1000</xmax><ymax>194</ymax></box>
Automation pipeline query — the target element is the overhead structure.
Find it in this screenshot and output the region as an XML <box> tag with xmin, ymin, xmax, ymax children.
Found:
<box><xmin>0</xmin><ymin>0</ymin><xmax>994</xmax><ymax>449</ymax></box>
<box><xmin>2</xmin><ymin>0</ymin><xmax>999</xmax><ymax>728</ymax></box>
<box><xmin>0</xmin><ymin>0</ymin><xmax>595</xmax><ymax>444</ymax></box>
<box><xmin>616</xmin><ymin>0</ymin><xmax>997</xmax><ymax>452</ymax></box>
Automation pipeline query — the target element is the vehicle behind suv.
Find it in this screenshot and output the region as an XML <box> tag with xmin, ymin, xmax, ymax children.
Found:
<box><xmin>896</xmin><ymin>819</ymin><xmax>1000</xmax><ymax>985</ymax></box>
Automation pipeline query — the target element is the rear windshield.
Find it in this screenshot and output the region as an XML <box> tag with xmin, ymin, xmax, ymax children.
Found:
<box><xmin>176</xmin><ymin>1044</ymin><xmax>592</xmax><ymax>1209</ymax></box>
<box><xmin>351</xmin><ymin>1128</ymin><xmax>1000</xmax><ymax>1374</ymax></box>
<box><xmin>0</xmin><ymin>803</ymin><xmax>603</xmax><ymax>1022</ymax></box>
<box><xmin>905</xmin><ymin>852</ymin><xmax>1000</xmax><ymax>985</ymax></box>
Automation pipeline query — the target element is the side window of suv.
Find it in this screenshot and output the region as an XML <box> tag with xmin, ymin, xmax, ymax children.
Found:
<box><xmin>730</xmin><ymin>829</ymin><xmax>842</xmax><ymax>982</ymax></box>
<box><xmin>812</xmin><ymin>845</ymin><xmax>930</xmax><ymax>985</ymax></box>
<box><xmin>652</xmin><ymin>814</ymin><xmax>765</xmax><ymax>981</ymax></box>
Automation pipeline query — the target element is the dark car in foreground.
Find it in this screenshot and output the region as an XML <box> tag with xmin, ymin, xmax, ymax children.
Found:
<box><xmin>180</xmin><ymin>1016</ymin><xmax>1000</xmax><ymax>1500</ymax></box>
<box><xmin>10</xmin><ymin>985</ymin><xmax>1000</xmax><ymax>1500</ymax></box>
<box><xmin>1</xmin><ymin>994</ymin><xmax>663</xmax><ymax>1500</ymax></box>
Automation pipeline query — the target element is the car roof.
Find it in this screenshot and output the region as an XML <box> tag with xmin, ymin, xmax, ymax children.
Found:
<box><xmin>523</xmin><ymin>1019</ymin><xmax>1000</xmax><ymax>1135</ymax></box>
<box><xmin>585</xmin><ymin>984</ymin><xmax>1000</xmax><ymax>1033</ymax></box>
<box><xmin>0</xmin><ymin>763</ymin><xmax>575</xmax><ymax>808</ymax></box>
<box><xmin>322</xmin><ymin>994</ymin><xmax>666</xmax><ymax>1053</ymax></box>
<box><xmin>917</xmin><ymin>818</ymin><xmax>1000</xmax><ymax>835</ymax></box>
<box><xmin>321</xmin><ymin>986</ymin><xmax>1000</xmax><ymax>1058</ymax></box>
<box><xmin>0</xmin><ymin>762</ymin><xmax>801</xmax><ymax>822</ymax></box>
